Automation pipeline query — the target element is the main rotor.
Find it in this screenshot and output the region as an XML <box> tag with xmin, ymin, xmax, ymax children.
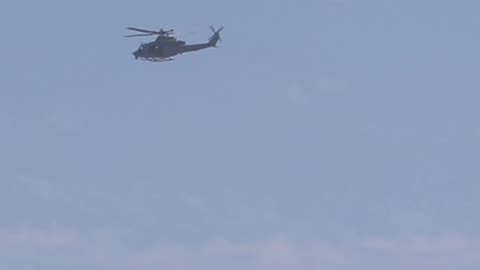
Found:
<box><xmin>124</xmin><ymin>27</ymin><xmax>175</xmax><ymax>38</ymax></box>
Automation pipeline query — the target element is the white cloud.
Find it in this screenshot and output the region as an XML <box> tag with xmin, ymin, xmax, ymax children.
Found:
<box><xmin>1</xmin><ymin>228</ymin><xmax>479</xmax><ymax>270</ymax></box>
<box><xmin>360</xmin><ymin>233</ymin><xmax>480</xmax><ymax>269</ymax></box>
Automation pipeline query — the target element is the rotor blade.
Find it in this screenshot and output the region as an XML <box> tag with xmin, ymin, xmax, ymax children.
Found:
<box><xmin>127</xmin><ymin>27</ymin><xmax>176</xmax><ymax>35</ymax></box>
<box><xmin>157</xmin><ymin>28</ymin><xmax>175</xmax><ymax>34</ymax></box>
<box><xmin>126</xmin><ymin>27</ymin><xmax>158</xmax><ymax>34</ymax></box>
<box><xmin>209</xmin><ymin>26</ymin><xmax>216</xmax><ymax>33</ymax></box>
<box><xmin>124</xmin><ymin>33</ymin><xmax>154</xmax><ymax>38</ymax></box>
<box><xmin>217</xmin><ymin>26</ymin><xmax>224</xmax><ymax>32</ymax></box>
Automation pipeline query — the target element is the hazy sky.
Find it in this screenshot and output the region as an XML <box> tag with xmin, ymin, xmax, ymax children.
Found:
<box><xmin>1</xmin><ymin>0</ymin><xmax>480</xmax><ymax>269</ymax></box>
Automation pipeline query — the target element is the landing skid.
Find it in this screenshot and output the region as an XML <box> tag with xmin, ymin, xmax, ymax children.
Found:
<box><xmin>138</xmin><ymin>57</ymin><xmax>174</xmax><ymax>62</ymax></box>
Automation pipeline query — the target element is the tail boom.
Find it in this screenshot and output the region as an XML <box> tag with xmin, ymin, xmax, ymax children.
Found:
<box><xmin>177</xmin><ymin>26</ymin><xmax>223</xmax><ymax>54</ymax></box>
<box><xmin>178</xmin><ymin>43</ymin><xmax>212</xmax><ymax>54</ymax></box>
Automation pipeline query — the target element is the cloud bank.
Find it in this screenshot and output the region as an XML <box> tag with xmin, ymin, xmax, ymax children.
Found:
<box><xmin>1</xmin><ymin>228</ymin><xmax>478</xmax><ymax>270</ymax></box>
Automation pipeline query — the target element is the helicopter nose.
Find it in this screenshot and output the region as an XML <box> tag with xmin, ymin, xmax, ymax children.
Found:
<box><xmin>132</xmin><ymin>50</ymin><xmax>139</xmax><ymax>59</ymax></box>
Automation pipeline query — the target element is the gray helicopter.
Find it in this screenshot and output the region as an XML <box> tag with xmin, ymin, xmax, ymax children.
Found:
<box><xmin>125</xmin><ymin>26</ymin><xmax>223</xmax><ymax>62</ymax></box>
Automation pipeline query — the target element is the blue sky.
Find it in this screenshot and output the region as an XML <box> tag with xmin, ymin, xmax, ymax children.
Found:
<box><xmin>1</xmin><ymin>0</ymin><xmax>480</xmax><ymax>269</ymax></box>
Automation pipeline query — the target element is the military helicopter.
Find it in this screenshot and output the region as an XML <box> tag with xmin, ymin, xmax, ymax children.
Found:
<box><xmin>124</xmin><ymin>26</ymin><xmax>223</xmax><ymax>62</ymax></box>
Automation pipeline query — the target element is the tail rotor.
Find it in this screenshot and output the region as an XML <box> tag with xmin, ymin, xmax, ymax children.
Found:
<box><xmin>208</xmin><ymin>26</ymin><xmax>224</xmax><ymax>47</ymax></box>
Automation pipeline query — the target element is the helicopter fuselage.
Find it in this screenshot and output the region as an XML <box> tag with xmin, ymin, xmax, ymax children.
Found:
<box><xmin>133</xmin><ymin>40</ymin><xmax>214</xmax><ymax>61</ymax></box>
<box><xmin>127</xmin><ymin>26</ymin><xmax>223</xmax><ymax>62</ymax></box>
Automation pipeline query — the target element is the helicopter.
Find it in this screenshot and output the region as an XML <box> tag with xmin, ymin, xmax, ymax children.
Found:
<box><xmin>124</xmin><ymin>26</ymin><xmax>223</xmax><ymax>62</ymax></box>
